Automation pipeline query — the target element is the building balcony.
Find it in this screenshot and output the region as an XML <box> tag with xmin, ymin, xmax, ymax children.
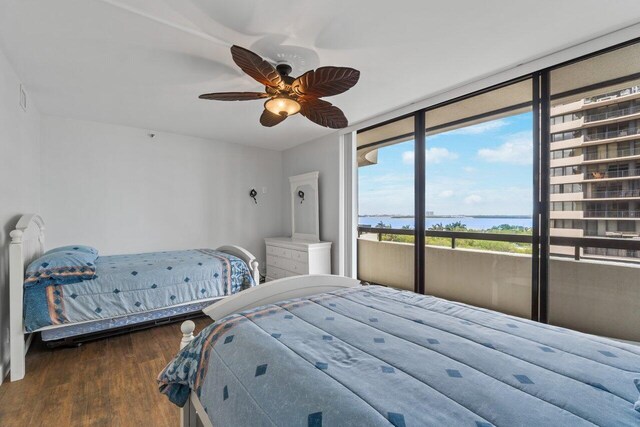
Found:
<box><xmin>357</xmin><ymin>232</ymin><xmax>640</xmax><ymax>341</ymax></box>
<box><xmin>584</xmin><ymin>168</ymin><xmax>640</xmax><ymax>181</ymax></box>
<box><xmin>583</xmin><ymin>147</ymin><xmax>640</xmax><ymax>163</ymax></box>
<box><xmin>584</xmin><ymin>128</ymin><xmax>640</xmax><ymax>144</ymax></box>
<box><xmin>587</xmin><ymin>189</ymin><xmax>640</xmax><ymax>199</ymax></box>
<box><xmin>583</xmin><ymin>104</ymin><xmax>640</xmax><ymax>126</ymax></box>
<box><xmin>583</xmin><ymin>246</ymin><xmax>640</xmax><ymax>259</ymax></box>
<box><xmin>584</xmin><ymin>210</ymin><xmax>640</xmax><ymax>218</ymax></box>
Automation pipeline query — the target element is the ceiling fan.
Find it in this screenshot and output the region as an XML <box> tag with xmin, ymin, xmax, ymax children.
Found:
<box><xmin>199</xmin><ymin>45</ymin><xmax>360</xmax><ymax>129</ymax></box>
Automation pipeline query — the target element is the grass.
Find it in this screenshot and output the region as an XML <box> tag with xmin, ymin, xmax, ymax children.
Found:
<box><xmin>372</xmin><ymin>222</ymin><xmax>533</xmax><ymax>255</ymax></box>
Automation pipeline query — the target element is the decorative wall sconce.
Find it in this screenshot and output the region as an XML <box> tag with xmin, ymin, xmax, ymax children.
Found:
<box><xmin>249</xmin><ymin>188</ymin><xmax>258</xmax><ymax>204</ymax></box>
<box><xmin>298</xmin><ymin>190</ymin><xmax>305</xmax><ymax>204</ymax></box>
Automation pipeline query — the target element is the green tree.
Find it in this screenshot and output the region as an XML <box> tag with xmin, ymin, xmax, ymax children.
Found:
<box><xmin>444</xmin><ymin>221</ymin><xmax>467</xmax><ymax>231</ymax></box>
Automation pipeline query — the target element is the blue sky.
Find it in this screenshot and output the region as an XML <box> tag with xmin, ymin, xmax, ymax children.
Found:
<box><xmin>358</xmin><ymin>112</ymin><xmax>533</xmax><ymax>216</ymax></box>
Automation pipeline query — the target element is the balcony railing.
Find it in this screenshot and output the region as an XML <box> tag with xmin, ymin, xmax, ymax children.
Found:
<box><xmin>583</xmin><ymin>146</ymin><xmax>640</xmax><ymax>160</ymax></box>
<box><xmin>589</xmin><ymin>189</ymin><xmax>640</xmax><ymax>198</ymax></box>
<box><xmin>584</xmin><ymin>128</ymin><xmax>640</xmax><ymax>142</ymax></box>
<box><xmin>584</xmin><ymin>168</ymin><xmax>640</xmax><ymax>179</ymax></box>
<box><xmin>584</xmin><ymin>247</ymin><xmax>640</xmax><ymax>258</ymax></box>
<box><xmin>584</xmin><ymin>85</ymin><xmax>640</xmax><ymax>105</ymax></box>
<box><xmin>357</xmin><ymin>228</ymin><xmax>640</xmax><ymax>341</ymax></box>
<box><xmin>583</xmin><ymin>104</ymin><xmax>640</xmax><ymax>123</ymax></box>
<box><xmin>584</xmin><ymin>210</ymin><xmax>640</xmax><ymax>218</ymax></box>
<box><xmin>357</xmin><ymin>226</ymin><xmax>640</xmax><ymax>261</ymax></box>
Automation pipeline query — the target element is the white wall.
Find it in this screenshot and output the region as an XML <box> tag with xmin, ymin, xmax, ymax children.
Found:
<box><xmin>0</xmin><ymin>49</ymin><xmax>41</xmax><ymax>383</ymax></box>
<box><xmin>40</xmin><ymin>116</ymin><xmax>285</xmax><ymax>272</ymax></box>
<box><xmin>282</xmin><ymin>133</ymin><xmax>341</xmax><ymax>272</ymax></box>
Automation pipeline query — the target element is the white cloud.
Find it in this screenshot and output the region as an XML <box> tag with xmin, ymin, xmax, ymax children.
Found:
<box><xmin>438</xmin><ymin>190</ymin><xmax>454</xmax><ymax>198</ymax></box>
<box><xmin>402</xmin><ymin>151</ymin><xmax>414</xmax><ymax>165</ymax></box>
<box><xmin>477</xmin><ymin>131</ymin><xmax>532</xmax><ymax>165</ymax></box>
<box><xmin>464</xmin><ymin>194</ymin><xmax>482</xmax><ymax>205</ymax></box>
<box><xmin>462</xmin><ymin>166</ymin><xmax>476</xmax><ymax>173</ymax></box>
<box><xmin>448</xmin><ymin>119</ymin><xmax>508</xmax><ymax>135</ymax></box>
<box><xmin>427</xmin><ymin>147</ymin><xmax>458</xmax><ymax>164</ymax></box>
<box><xmin>402</xmin><ymin>147</ymin><xmax>459</xmax><ymax>165</ymax></box>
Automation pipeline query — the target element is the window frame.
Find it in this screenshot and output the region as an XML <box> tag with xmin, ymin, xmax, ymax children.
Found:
<box><xmin>357</xmin><ymin>36</ymin><xmax>640</xmax><ymax>323</ymax></box>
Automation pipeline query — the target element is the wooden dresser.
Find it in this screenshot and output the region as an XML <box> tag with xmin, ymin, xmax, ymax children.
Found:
<box><xmin>264</xmin><ymin>237</ymin><xmax>332</xmax><ymax>281</ymax></box>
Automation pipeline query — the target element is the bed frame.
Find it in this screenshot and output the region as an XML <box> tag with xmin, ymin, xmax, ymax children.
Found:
<box><xmin>177</xmin><ymin>274</ymin><xmax>361</xmax><ymax>427</ymax></box>
<box><xmin>8</xmin><ymin>213</ymin><xmax>260</xmax><ymax>382</ymax></box>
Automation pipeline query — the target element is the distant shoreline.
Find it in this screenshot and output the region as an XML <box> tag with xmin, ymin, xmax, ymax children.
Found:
<box><xmin>359</xmin><ymin>215</ymin><xmax>532</xmax><ymax>219</ymax></box>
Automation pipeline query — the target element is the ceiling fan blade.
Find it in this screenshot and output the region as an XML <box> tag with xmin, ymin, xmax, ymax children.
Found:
<box><xmin>230</xmin><ymin>45</ymin><xmax>283</xmax><ymax>89</ymax></box>
<box><xmin>292</xmin><ymin>67</ymin><xmax>360</xmax><ymax>98</ymax></box>
<box><xmin>260</xmin><ymin>109</ymin><xmax>287</xmax><ymax>127</ymax></box>
<box><xmin>299</xmin><ymin>98</ymin><xmax>348</xmax><ymax>129</ymax></box>
<box><xmin>199</xmin><ymin>92</ymin><xmax>269</xmax><ymax>101</ymax></box>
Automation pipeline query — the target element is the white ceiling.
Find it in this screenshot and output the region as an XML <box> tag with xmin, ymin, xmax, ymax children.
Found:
<box><xmin>1</xmin><ymin>0</ymin><xmax>639</xmax><ymax>151</ymax></box>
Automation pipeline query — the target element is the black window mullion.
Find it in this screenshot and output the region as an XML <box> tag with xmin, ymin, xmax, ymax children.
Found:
<box><xmin>539</xmin><ymin>70</ymin><xmax>551</xmax><ymax>323</ymax></box>
<box><xmin>414</xmin><ymin>111</ymin><xmax>426</xmax><ymax>295</ymax></box>
<box><xmin>531</xmin><ymin>73</ymin><xmax>541</xmax><ymax>322</ymax></box>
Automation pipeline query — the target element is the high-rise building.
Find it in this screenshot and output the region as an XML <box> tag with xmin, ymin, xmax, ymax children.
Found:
<box><xmin>550</xmin><ymin>84</ymin><xmax>640</xmax><ymax>259</ymax></box>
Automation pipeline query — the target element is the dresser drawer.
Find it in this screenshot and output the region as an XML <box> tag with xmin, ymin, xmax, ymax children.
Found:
<box><xmin>267</xmin><ymin>255</ymin><xmax>308</xmax><ymax>274</ymax></box>
<box><xmin>266</xmin><ymin>245</ymin><xmax>292</xmax><ymax>259</ymax></box>
<box><xmin>282</xmin><ymin>258</ymin><xmax>308</xmax><ymax>274</ymax></box>
<box><xmin>266</xmin><ymin>265</ymin><xmax>287</xmax><ymax>280</ymax></box>
<box><xmin>290</xmin><ymin>249</ymin><xmax>308</xmax><ymax>263</ymax></box>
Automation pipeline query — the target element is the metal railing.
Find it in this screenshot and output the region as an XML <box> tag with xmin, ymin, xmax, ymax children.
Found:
<box><xmin>590</xmin><ymin>189</ymin><xmax>640</xmax><ymax>198</ymax></box>
<box><xmin>584</xmin><ymin>168</ymin><xmax>640</xmax><ymax>179</ymax></box>
<box><xmin>584</xmin><ymin>247</ymin><xmax>640</xmax><ymax>259</ymax></box>
<box><xmin>584</xmin><ymin>146</ymin><xmax>640</xmax><ymax>160</ymax></box>
<box><xmin>584</xmin><ymin>128</ymin><xmax>640</xmax><ymax>142</ymax></box>
<box><xmin>584</xmin><ymin>210</ymin><xmax>640</xmax><ymax>218</ymax></box>
<box><xmin>584</xmin><ymin>86</ymin><xmax>640</xmax><ymax>105</ymax></box>
<box><xmin>357</xmin><ymin>226</ymin><xmax>640</xmax><ymax>261</ymax></box>
<box><xmin>584</xmin><ymin>104</ymin><xmax>640</xmax><ymax>123</ymax></box>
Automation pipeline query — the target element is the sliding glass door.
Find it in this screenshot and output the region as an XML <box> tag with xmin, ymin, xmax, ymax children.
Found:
<box><xmin>546</xmin><ymin>41</ymin><xmax>640</xmax><ymax>340</ymax></box>
<box><xmin>422</xmin><ymin>79</ymin><xmax>535</xmax><ymax>318</ymax></box>
<box><xmin>356</xmin><ymin>116</ymin><xmax>416</xmax><ymax>292</ymax></box>
<box><xmin>354</xmin><ymin>37</ymin><xmax>640</xmax><ymax>341</ymax></box>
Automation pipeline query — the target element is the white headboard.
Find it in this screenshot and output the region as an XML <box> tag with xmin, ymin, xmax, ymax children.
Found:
<box><xmin>10</xmin><ymin>214</ymin><xmax>45</xmax><ymax>267</ymax></box>
<box><xmin>9</xmin><ymin>214</ymin><xmax>45</xmax><ymax>381</ymax></box>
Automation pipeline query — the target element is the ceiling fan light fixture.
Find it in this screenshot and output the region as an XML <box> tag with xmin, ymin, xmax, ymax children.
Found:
<box><xmin>199</xmin><ymin>45</ymin><xmax>359</xmax><ymax>128</ymax></box>
<box><xmin>265</xmin><ymin>96</ymin><xmax>301</xmax><ymax>117</ymax></box>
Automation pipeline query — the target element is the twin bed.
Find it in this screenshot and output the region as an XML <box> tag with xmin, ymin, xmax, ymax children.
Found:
<box><xmin>9</xmin><ymin>214</ymin><xmax>260</xmax><ymax>381</ymax></box>
<box><xmin>160</xmin><ymin>284</ymin><xmax>640</xmax><ymax>426</ymax></box>
<box><xmin>9</xmin><ymin>214</ymin><xmax>640</xmax><ymax>425</ymax></box>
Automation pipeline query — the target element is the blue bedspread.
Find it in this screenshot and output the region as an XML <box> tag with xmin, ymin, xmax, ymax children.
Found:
<box><xmin>158</xmin><ymin>285</ymin><xmax>640</xmax><ymax>426</ymax></box>
<box><xmin>25</xmin><ymin>249</ymin><xmax>255</xmax><ymax>332</ymax></box>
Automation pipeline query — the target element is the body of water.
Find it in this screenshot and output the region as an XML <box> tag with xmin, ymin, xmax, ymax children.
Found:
<box><xmin>359</xmin><ymin>216</ymin><xmax>532</xmax><ymax>230</ymax></box>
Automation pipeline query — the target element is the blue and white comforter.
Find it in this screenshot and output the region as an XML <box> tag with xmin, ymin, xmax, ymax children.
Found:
<box><xmin>25</xmin><ymin>249</ymin><xmax>255</xmax><ymax>332</ymax></box>
<box><xmin>159</xmin><ymin>285</ymin><xmax>640</xmax><ymax>426</ymax></box>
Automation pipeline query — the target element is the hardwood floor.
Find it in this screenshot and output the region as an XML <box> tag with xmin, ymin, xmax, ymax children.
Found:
<box><xmin>0</xmin><ymin>317</ymin><xmax>211</xmax><ymax>427</ymax></box>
